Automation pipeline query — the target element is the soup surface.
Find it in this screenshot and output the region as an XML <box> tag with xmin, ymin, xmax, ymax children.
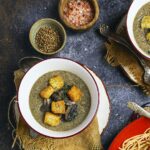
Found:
<box><xmin>133</xmin><ymin>3</ymin><xmax>150</xmax><ymax>54</ymax></box>
<box><xmin>29</xmin><ymin>71</ymin><xmax>91</xmax><ymax>131</ymax></box>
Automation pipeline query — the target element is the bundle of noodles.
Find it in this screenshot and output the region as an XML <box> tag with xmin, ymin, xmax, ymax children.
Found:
<box><xmin>119</xmin><ymin>128</ymin><xmax>150</xmax><ymax>150</ymax></box>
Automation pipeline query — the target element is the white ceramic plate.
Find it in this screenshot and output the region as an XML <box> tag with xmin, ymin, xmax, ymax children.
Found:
<box><xmin>86</xmin><ymin>67</ymin><xmax>111</xmax><ymax>134</ymax></box>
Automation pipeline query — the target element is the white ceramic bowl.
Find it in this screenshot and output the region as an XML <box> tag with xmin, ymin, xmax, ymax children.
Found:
<box><xmin>18</xmin><ymin>58</ymin><xmax>99</xmax><ymax>138</ymax></box>
<box><xmin>127</xmin><ymin>0</ymin><xmax>150</xmax><ymax>59</ymax></box>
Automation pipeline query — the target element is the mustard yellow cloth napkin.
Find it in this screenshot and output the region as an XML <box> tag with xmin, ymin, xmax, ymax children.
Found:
<box><xmin>14</xmin><ymin>69</ymin><xmax>103</xmax><ymax>150</ymax></box>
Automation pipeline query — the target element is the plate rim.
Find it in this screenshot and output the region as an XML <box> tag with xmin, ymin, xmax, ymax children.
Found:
<box><xmin>85</xmin><ymin>66</ymin><xmax>111</xmax><ymax>134</ymax></box>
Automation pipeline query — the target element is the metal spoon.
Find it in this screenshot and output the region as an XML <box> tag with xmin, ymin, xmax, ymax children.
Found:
<box><xmin>18</xmin><ymin>56</ymin><xmax>44</xmax><ymax>73</ymax></box>
<box><xmin>99</xmin><ymin>24</ymin><xmax>150</xmax><ymax>85</ymax></box>
<box><xmin>18</xmin><ymin>56</ymin><xmax>44</xmax><ymax>138</ymax></box>
<box><xmin>18</xmin><ymin>56</ymin><xmax>50</xmax><ymax>112</ymax></box>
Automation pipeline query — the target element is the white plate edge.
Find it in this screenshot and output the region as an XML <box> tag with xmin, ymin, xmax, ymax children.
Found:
<box><xmin>86</xmin><ymin>67</ymin><xmax>111</xmax><ymax>134</ymax></box>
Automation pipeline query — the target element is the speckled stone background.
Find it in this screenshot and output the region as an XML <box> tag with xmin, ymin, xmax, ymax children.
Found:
<box><xmin>0</xmin><ymin>0</ymin><xmax>150</xmax><ymax>149</ymax></box>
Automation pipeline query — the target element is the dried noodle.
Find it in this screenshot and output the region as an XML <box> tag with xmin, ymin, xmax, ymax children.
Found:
<box><xmin>119</xmin><ymin>128</ymin><xmax>150</xmax><ymax>150</ymax></box>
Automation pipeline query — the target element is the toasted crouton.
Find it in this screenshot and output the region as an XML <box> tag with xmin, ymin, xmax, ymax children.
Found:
<box><xmin>51</xmin><ymin>100</ymin><xmax>66</xmax><ymax>114</ymax></box>
<box><xmin>40</xmin><ymin>86</ymin><xmax>54</xmax><ymax>99</ymax></box>
<box><xmin>146</xmin><ymin>32</ymin><xmax>150</xmax><ymax>41</ymax></box>
<box><xmin>44</xmin><ymin>112</ymin><xmax>61</xmax><ymax>126</ymax></box>
<box><xmin>141</xmin><ymin>16</ymin><xmax>150</xmax><ymax>29</ymax></box>
<box><xmin>67</xmin><ymin>86</ymin><xmax>83</xmax><ymax>102</ymax></box>
<box><xmin>49</xmin><ymin>75</ymin><xmax>64</xmax><ymax>90</ymax></box>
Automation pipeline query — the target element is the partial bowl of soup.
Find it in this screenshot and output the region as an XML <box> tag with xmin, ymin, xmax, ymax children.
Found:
<box><xmin>18</xmin><ymin>58</ymin><xmax>99</xmax><ymax>138</ymax></box>
<box><xmin>127</xmin><ymin>0</ymin><xmax>150</xmax><ymax>59</ymax></box>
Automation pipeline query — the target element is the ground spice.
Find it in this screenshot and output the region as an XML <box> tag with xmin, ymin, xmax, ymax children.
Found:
<box><xmin>63</xmin><ymin>0</ymin><xmax>94</xmax><ymax>27</ymax></box>
<box><xmin>35</xmin><ymin>27</ymin><xmax>61</xmax><ymax>53</ymax></box>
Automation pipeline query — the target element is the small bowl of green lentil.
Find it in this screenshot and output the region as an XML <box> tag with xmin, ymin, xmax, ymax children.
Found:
<box><xmin>29</xmin><ymin>18</ymin><xmax>67</xmax><ymax>55</ymax></box>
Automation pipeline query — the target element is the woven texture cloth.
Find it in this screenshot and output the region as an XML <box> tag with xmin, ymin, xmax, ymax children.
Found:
<box><xmin>105</xmin><ymin>24</ymin><xmax>150</xmax><ymax>95</ymax></box>
<box><xmin>13</xmin><ymin>69</ymin><xmax>103</xmax><ymax>150</ymax></box>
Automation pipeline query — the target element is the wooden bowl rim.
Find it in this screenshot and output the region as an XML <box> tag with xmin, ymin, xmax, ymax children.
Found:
<box><xmin>59</xmin><ymin>0</ymin><xmax>100</xmax><ymax>30</ymax></box>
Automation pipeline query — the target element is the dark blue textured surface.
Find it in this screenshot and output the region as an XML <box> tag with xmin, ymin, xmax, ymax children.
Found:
<box><xmin>0</xmin><ymin>0</ymin><xmax>149</xmax><ymax>149</ymax></box>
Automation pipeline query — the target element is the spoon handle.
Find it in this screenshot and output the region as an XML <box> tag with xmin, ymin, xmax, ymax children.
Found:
<box><xmin>109</xmin><ymin>33</ymin><xmax>131</xmax><ymax>49</ymax></box>
<box><xmin>128</xmin><ymin>102</ymin><xmax>150</xmax><ymax>118</ymax></box>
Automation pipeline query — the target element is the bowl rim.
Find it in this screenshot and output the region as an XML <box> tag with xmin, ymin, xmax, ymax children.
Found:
<box><xmin>126</xmin><ymin>0</ymin><xmax>150</xmax><ymax>60</ymax></box>
<box><xmin>58</xmin><ymin>0</ymin><xmax>100</xmax><ymax>30</ymax></box>
<box><xmin>17</xmin><ymin>57</ymin><xmax>100</xmax><ymax>138</ymax></box>
<box><xmin>29</xmin><ymin>18</ymin><xmax>67</xmax><ymax>55</ymax></box>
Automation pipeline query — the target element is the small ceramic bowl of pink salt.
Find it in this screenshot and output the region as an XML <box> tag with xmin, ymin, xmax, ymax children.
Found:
<box><xmin>59</xmin><ymin>0</ymin><xmax>100</xmax><ymax>30</ymax></box>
